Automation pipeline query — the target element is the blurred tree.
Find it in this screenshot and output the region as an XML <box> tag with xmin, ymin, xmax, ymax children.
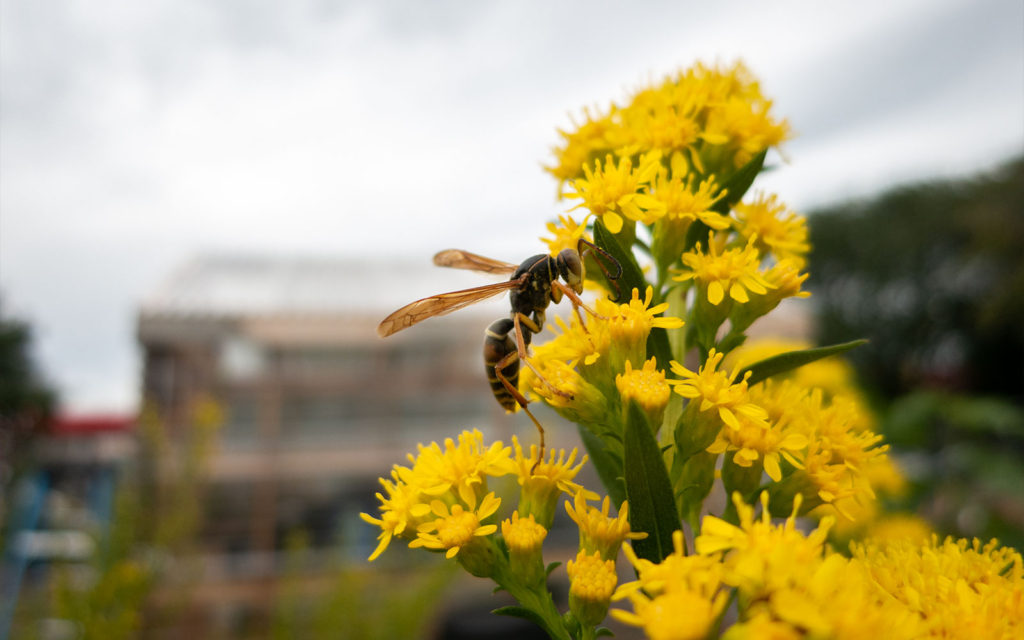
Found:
<box><xmin>0</xmin><ymin>308</ymin><xmax>57</xmax><ymax>524</ymax></box>
<box><xmin>808</xmin><ymin>157</ymin><xmax>1024</xmax><ymax>402</ymax></box>
<box><xmin>807</xmin><ymin>157</ymin><xmax>1024</xmax><ymax>549</ymax></box>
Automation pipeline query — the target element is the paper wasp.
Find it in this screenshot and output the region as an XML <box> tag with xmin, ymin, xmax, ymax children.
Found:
<box><xmin>377</xmin><ymin>239</ymin><xmax>621</xmax><ymax>458</ymax></box>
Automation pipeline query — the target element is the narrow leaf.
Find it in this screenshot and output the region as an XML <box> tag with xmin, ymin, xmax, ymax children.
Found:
<box><xmin>711</xmin><ymin>149</ymin><xmax>767</xmax><ymax>214</ymax></box>
<box><xmin>578</xmin><ymin>424</ymin><xmax>625</xmax><ymax>508</ymax></box>
<box><xmin>739</xmin><ymin>339</ymin><xmax>868</xmax><ymax>386</ymax></box>
<box><xmin>623</xmin><ymin>401</ymin><xmax>680</xmax><ymax>563</ymax></box>
<box><xmin>492</xmin><ymin>606</ymin><xmax>548</xmax><ymax>628</ymax></box>
<box><xmin>594</xmin><ymin>218</ymin><xmax>647</xmax><ymax>303</ymax></box>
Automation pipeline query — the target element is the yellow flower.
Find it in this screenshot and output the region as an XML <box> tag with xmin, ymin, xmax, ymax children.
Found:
<box><xmin>565</xmin><ymin>151</ymin><xmax>664</xmax><ymax>233</ymax></box>
<box><xmin>696</xmin><ymin>492</ymin><xmax>833</xmax><ymax>599</ymax></box>
<box><xmin>613</xmin><ymin>530</ymin><xmax>729</xmax><ymax>640</ymax></box>
<box><xmin>589</xmin><ymin>286</ymin><xmax>684</xmax><ymax>378</ymax></box>
<box><xmin>674</xmin><ymin>233</ymin><xmax>774</xmax><ymax>307</ymax></box>
<box><xmin>541</xmin><ymin>214</ymin><xmax>590</xmax><ymax>257</ymax></box>
<box><xmin>526</xmin><ymin>358</ymin><xmax>608</xmax><ymax>426</ymax></box>
<box><xmin>853</xmin><ymin>536</ymin><xmax>1024</xmax><ymax>639</ymax></box>
<box><xmin>507</xmin><ymin>436</ymin><xmax>594</xmax><ymax>529</ymax></box>
<box><xmin>702</xmin><ymin>94</ymin><xmax>790</xmax><ymax>169</ymax></box>
<box><xmin>410</xmin><ymin>491</ymin><xmax>502</xmax><ymax>560</ymax></box>
<box><xmin>669</xmin><ymin>349</ymin><xmax>768</xmax><ymax>432</ymax></box>
<box><xmin>501</xmin><ymin>510</ymin><xmax>548</xmax><ymax>585</ymax></box>
<box><xmin>360</xmin><ymin>469</ymin><xmax>432</xmax><ymax>561</ymax></box>
<box><xmin>733</xmin><ymin>192</ymin><xmax>810</xmax><ymax>268</ymax></box>
<box><xmin>567</xmin><ymin>549</ymin><xmax>618</xmax><ymax>626</ymax></box>
<box><xmin>547</xmin><ymin>106</ymin><xmax>614</xmax><ymax>190</ymax></box>
<box><xmin>565</xmin><ymin>491</ymin><xmax>646</xmax><ymax>561</ymax></box>
<box><xmin>616</xmin><ymin>357</ymin><xmax>672</xmax><ymax>427</ymax></box>
<box><xmin>706</xmin><ymin>408</ymin><xmax>808</xmax><ymax>482</ymax></box>
<box><xmin>501</xmin><ymin>510</ymin><xmax>547</xmax><ymax>554</ymax></box>
<box><xmin>407</xmin><ymin>428</ymin><xmax>513</xmax><ymax>507</ymax></box>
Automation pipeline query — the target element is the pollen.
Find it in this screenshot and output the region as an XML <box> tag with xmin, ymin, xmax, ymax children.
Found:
<box><xmin>567</xmin><ymin>549</ymin><xmax>618</xmax><ymax>603</ymax></box>
<box><xmin>616</xmin><ymin>358</ymin><xmax>671</xmax><ymax>423</ymax></box>
<box><xmin>501</xmin><ymin>511</ymin><xmax>548</xmax><ymax>554</ymax></box>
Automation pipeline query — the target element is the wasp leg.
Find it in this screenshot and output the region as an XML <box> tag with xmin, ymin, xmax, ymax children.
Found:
<box><xmin>513</xmin><ymin>313</ymin><xmax>573</xmax><ymax>401</ymax></box>
<box><xmin>492</xmin><ymin>347</ymin><xmax>546</xmax><ymax>471</ymax></box>
<box><xmin>552</xmin><ymin>281</ymin><xmax>605</xmax><ymax>320</ymax></box>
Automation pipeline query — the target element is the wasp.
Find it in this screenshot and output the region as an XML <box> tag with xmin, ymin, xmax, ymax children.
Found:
<box><xmin>377</xmin><ymin>239</ymin><xmax>621</xmax><ymax>458</ymax></box>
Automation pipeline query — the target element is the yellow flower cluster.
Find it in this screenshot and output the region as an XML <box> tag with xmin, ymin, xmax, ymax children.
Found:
<box><xmin>548</xmin><ymin>61</ymin><xmax>789</xmax><ymax>192</ymax></box>
<box><xmin>522</xmin><ymin>287</ymin><xmax>682</xmax><ymax>434</ymax></box>
<box><xmin>611</xmin><ymin>493</ymin><xmax>1024</xmax><ymax>640</ymax></box>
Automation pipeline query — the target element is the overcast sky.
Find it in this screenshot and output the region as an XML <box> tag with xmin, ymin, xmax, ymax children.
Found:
<box><xmin>1</xmin><ymin>0</ymin><xmax>1022</xmax><ymax>413</ymax></box>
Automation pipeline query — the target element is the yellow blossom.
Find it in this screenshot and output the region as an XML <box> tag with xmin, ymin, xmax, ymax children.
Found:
<box><xmin>616</xmin><ymin>357</ymin><xmax>672</xmax><ymax>426</ymax></box>
<box><xmin>565</xmin><ymin>491</ymin><xmax>646</xmax><ymax>561</ymax></box>
<box><xmin>669</xmin><ymin>349</ymin><xmax>768</xmax><ymax>432</ymax></box>
<box><xmin>674</xmin><ymin>233</ymin><xmax>774</xmax><ymax>307</ymax></box>
<box><xmin>565</xmin><ymin>151</ymin><xmax>664</xmax><ymax>233</ymax></box>
<box><xmin>360</xmin><ymin>469</ymin><xmax>432</xmax><ymax>561</ymax></box>
<box><xmin>507</xmin><ymin>436</ymin><xmax>594</xmax><ymax>529</ymax></box>
<box><xmin>501</xmin><ymin>510</ymin><xmax>548</xmax><ymax>585</ymax></box>
<box><xmin>410</xmin><ymin>491</ymin><xmax>501</xmax><ymax>560</ymax></box>
<box><xmin>567</xmin><ymin>549</ymin><xmax>619</xmax><ymax>626</ymax></box>
<box><xmin>853</xmin><ymin>536</ymin><xmax>1024</xmax><ymax>639</ymax></box>
<box><xmin>733</xmin><ymin>192</ymin><xmax>810</xmax><ymax>267</ymax></box>
<box><xmin>613</xmin><ymin>530</ymin><xmax>729</xmax><ymax>640</ymax></box>
<box><xmin>407</xmin><ymin>428</ymin><xmax>513</xmax><ymax>508</ymax></box>
<box><xmin>541</xmin><ymin>214</ymin><xmax>591</xmax><ymax>257</ymax></box>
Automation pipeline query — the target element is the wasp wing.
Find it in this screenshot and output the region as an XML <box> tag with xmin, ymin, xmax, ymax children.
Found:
<box><xmin>433</xmin><ymin>249</ymin><xmax>517</xmax><ymax>274</ymax></box>
<box><xmin>377</xmin><ymin>277</ymin><xmax>524</xmax><ymax>337</ymax></box>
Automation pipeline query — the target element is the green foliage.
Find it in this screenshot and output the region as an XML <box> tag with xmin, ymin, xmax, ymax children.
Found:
<box><xmin>808</xmin><ymin>157</ymin><xmax>1024</xmax><ymax>401</ymax></box>
<box><xmin>272</xmin><ymin>533</ymin><xmax>457</xmax><ymax>640</ymax></box>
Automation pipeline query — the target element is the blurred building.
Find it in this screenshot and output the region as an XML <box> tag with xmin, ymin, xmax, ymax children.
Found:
<box><xmin>136</xmin><ymin>255</ymin><xmax>525</xmax><ymax>631</ymax></box>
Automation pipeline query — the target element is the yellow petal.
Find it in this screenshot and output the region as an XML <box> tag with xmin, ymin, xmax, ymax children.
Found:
<box><xmin>604</xmin><ymin>211</ymin><xmax>623</xmax><ymax>234</ymax></box>
<box><xmin>707</xmin><ymin>281</ymin><xmax>725</xmax><ymax>305</ymax></box>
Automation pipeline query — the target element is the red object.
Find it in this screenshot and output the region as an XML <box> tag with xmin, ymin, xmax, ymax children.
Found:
<box><xmin>48</xmin><ymin>415</ymin><xmax>135</xmax><ymax>435</ymax></box>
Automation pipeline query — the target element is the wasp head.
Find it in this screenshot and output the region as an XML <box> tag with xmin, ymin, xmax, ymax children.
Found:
<box><xmin>555</xmin><ymin>248</ymin><xmax>585</xmax><ymax>294</ymax></box>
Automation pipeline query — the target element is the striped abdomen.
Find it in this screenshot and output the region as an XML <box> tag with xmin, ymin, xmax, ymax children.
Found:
<box><xmin>484</xmin><ymin>318</ymin><xmax>519</xmax><ymax>411</ymax></box>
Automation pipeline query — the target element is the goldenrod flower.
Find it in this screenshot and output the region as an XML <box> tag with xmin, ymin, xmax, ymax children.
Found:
<box><xmin>853</xmin><ymin>536</ymin><xmax>1024</xmax><ymax>639</ymax></box>
<box><xmin>565</xmin><ymin>491</ymin><xmax>646</xmax><ymax>561</ymax></box>
<box><xmin>501</xmin><ymin>510</ymin><xmax>548</xmax><ymax>585</ymax></box>
<box><xmin>733</xmin><ymin>192</ymin><xmax>810</xmax><ymax>268</ymax></box>
<box><xmin>588</xmin><ymin>287</ymin><xmax>684</xmax><ymax>380</ymax></box>
<box><xmin>696</xmin><ymin>492</ymin><xmax>833</xmax><ymax>600</ymax></box>
<box><xmin>526</xmin><ymin>358</ymin><xmax>608</xmax><ymax>426</ymax></box>
<box><xmin>508</xmin><ymin>436</ymin><xmax>594</xmax><ymax>529</ymax></box>
<box><xmin>410</xmin><ymin>491</ymin><xmax>501</xmax><ymax>560</ymax></box>
<box><xmin>669</xmin><ymin>350</ymin><xmax>768</xmax><ymax>431</ymax></box>
<box><xmin>360</xmin><ymin>470</ymin><xmax>432</xmax><ymax>561</ymax></box>
<box><xmin>567</xmin><ymin>549</ymin><xmax>618</xmax><ymax>626</ymax></box>
<box><xmin>547</xmin><ymin>106</ymin><xmax>614</xmax><ymax>190</ymax></box>
<box><xmin>408</xmin><ymin>428</ymin><xmax>513</xmax><ymax>507</ymax></box>
<box><xmin>674</xmin><ymin>233</ymin><xmax>774</xmax><ymax>307</ymax></box>
<box><xmin>616</xmin><ymin>357</ymin><xmax>672</xmax><ymax>427</ymax></box>
<box><xmin>541</xmin><ymin>214</ymin><xmax>590</xmax><ymax>257</ymax></box>
<box><xmin>706</xmin><ymin>408</ymin><xmax>808</xmax><ymax>482</ymax></box>
<box><xmin>613</xmin><ymin>531</ymin><xmax>729</xmax><ymax>640</ymax></box>
<box><xmin>702</xmin><ymin>94</ymin><xmax>790</xmax><ymax>169</ymax></box>
<box><xmin>565</xmin><ymin>151</ymin><xmax>664</xmax><ymax>233</ymax></box>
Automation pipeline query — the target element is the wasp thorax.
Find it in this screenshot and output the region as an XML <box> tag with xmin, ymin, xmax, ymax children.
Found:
<box><xmin>556</xmin><ymin>249</ymin><xmax>584</xmax><ymax>293</ymax></box>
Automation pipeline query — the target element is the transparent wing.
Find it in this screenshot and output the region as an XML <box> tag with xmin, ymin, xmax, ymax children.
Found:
<box><xmin>377</xmin><ymin>277</ymin><xmax>524</xmax><ymax>337</ymax></box>
<box><xmin>433</xmin><ymin>249</ymin><xmax>518</xmax><ymax>274</ymax></box>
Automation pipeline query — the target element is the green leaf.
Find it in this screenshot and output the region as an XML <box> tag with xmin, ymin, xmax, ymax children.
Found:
<box><xmin>545</xmin><ymin>561</ymin><xmax>563</xmax><ymax>577</ymax></box>
<box><xmin>711</xmin><ymin>149</ymin><xmax>767</xmax><ymax>214</ymax></box>
<box><xmin>623</xmin><ymin>401</ymin><xmax>681</xmax><ymax>563</ymax></box>
<box><xmin>578</xmin><ymin>424</ymin><xmax>626</xmax><ymax>508</ymax></box>
<box><xmin>739</xmin><ymin>339</ymin><xmax>868</xmax><ymax>386</ymax></box>
<box><xmin>492</xmin><ymin>606</ymin><xmax>549</xmax><ymax>628</ymax></box>
<box><xmin>646</xmin><ymin>326</ymin><xmax>674</xmax><ymax>373</ymax></box>
<box><xmin>594</xmin><ymin>218</ymin><xmax>647</xmax><ymax>303</ymax></box>
<box><xmin>596</xmin><ymin>628</ymin><xmax>615</xmax><ymax>638</ymax></box>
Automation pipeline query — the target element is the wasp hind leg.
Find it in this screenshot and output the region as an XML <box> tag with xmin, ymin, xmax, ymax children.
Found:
<box><xmin>492</xmin><ymin>346</ymin><xmax>547</xmax><ymax>473</ymax></box>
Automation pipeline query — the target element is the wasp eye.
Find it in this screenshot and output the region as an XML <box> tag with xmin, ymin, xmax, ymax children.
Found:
<box><xmin>557</xmin><ymin>249</ymin><xmax>584</xmax><ymax>290</ymax></box>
